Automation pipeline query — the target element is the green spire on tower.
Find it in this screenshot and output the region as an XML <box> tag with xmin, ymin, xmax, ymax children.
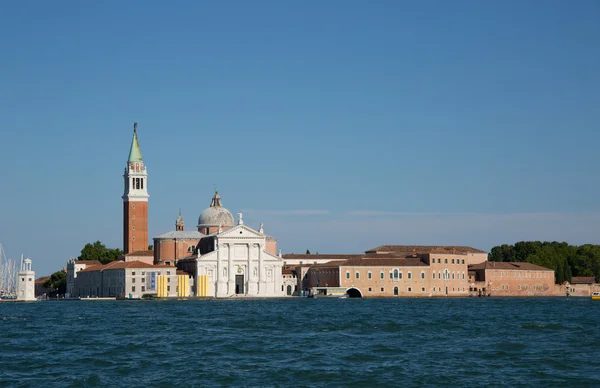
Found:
<box><xmin>128</xmin><ymin>122</ymin><xmax>144</xmax><ymax>162</ymax></box>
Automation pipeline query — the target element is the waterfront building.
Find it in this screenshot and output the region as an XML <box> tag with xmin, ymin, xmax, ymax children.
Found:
<box><xmin>123</xmin><ymin>123</ymin><xmax>149</xmax><ymax>254</ymax></box>
<box><xmin>71</xmin><ymin>260</ymin><xmax>190</xmax><ymax>299</ymax></box>
<box><xmin>468</xmin><ymin>261</ymin><xmax>555</xmax><ymax>297</ymax></box>
<box><xmin>35</xmin><ymin>276</ymin><xmax>51</xmax><ymax>298</ymax></box>
<box><xmin>16</xmin><ymin>258</ymin><xmax>36</xmax><ymax>301</ymax></box>
<box><xmin>66</xmin><ymin>259</ymin><xmax>101</xmax><ymax>298</ymax></box>
<box><xmin>366</xmin><ymin>245</ymin><xmax>488</xmax><ymax>265</ymax></box>
<box><xmin>564</xmin><ymin>276</ymin><xmax>599</xmax><ymax>297</ymax></box>
<box><xmin>177</xmin><ymin>213</ymin><xmax>284</xmax><ymax>297</ymax></box>
<box><xmin>305</xmin><ymin>251</ymin><xmax>471</xmax><ymax>297</ymax></box>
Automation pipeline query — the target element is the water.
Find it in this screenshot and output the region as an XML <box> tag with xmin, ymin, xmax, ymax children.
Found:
<box><xmin>1</xmin><ymin>298</ymin><xmax>599</xmax><ymax>387</ymax></box>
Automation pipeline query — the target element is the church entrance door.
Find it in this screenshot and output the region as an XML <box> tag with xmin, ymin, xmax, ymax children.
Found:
<box><xmin>235</xmin><ymin>275</ymin><xmax>244</xmax><ymax>294</ymax></box>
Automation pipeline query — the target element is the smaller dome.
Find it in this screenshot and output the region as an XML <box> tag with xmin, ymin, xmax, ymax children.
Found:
<box><xmin>197</xmin><ymin>191</ymin><xmax>234</xmax><ymax>230</ymax></box>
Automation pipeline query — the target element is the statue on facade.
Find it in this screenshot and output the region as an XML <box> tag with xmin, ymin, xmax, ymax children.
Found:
<box><xmin>238</xmin><ymin>212</ymin><xmax>244</xmax><ymax>225</ymax></box>
<box><xmin>259</xmin><ymin>223</ymin><xmax>264</xmax><ymax>234</ymax></box>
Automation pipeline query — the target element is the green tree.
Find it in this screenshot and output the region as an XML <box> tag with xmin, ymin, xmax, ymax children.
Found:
<box><xmin>42</xmin><ymin>270</ymin><xmax>67</xmax><ymax>295</ymax></box>
<box><xmin>78</xmin><ymin>241</ymin><xmax>123</xmax><ymax>264</ymax></box>
<box><xmin>306</xmin><ymin>249</ymin><xmax>311</xmax><ymax>254</ymax></box>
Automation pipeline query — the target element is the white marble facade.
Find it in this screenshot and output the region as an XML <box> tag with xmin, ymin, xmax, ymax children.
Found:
<box><xmin>195</xmin><ymin>220</ymin><xmax>284</xmax><ymax>297</ymax></box>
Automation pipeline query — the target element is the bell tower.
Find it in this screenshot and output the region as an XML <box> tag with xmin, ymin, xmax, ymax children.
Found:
<box><xmin>122</xmin><ymin>122</ymin><xmax>149</xmax><ymax>253</ymax></box>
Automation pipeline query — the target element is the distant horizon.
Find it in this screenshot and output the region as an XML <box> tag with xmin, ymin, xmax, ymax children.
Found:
<box><xmin>1</xmin><ymin>1</ymin><xmax>599</xmax><ymax>276</ymax></box>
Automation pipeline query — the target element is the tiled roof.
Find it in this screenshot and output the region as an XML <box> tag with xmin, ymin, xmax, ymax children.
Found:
<box><xmin>309</xmin><ymin>260</ymin><xmax>348</xmax><ymax>268</ymax></box>
<box><xmin>282</xmin><ymin>254</ymin><xmax>364</xmax><ymax>261</ymax></box>
<box><xmin>123</xmin><ymin>250</ymin><xmax>154</xmax><ymax>257</ymax></box>
<box><xmin>35</xmin><ymin>276</ymin><xmax>51</xmax><ymax>284</ymax></box>
<box><xmin>468</xmin><ymin>261</ymin><xmax>553</xmax><ymax>271</ymax></box>
<box><xmin>75</xmin><ymin>260</ymin><xmax>102</xmax><ymax>266</ymax></box>
<box><xmin>570</xmin><ymin>276</ymin><xmax>596</xmax><ymax>284</ymax></box>
<box><xmin>79</xmin><ymin>261</ymin><xmax>172</xmax><ymax>272</ymax></box>
<box><xmin>343</xmin><ymin>257</ymin><xmax>427</xmax><ymax>267</ymax></box>
<box><xmin>154</xmin><ymin>230</ymin><xmax>204</xmax><ymax>239</ymax></box>
<box><xmin>366</xmin><ymin>245</ymin><xmax>487</xmax><ymax>255</ymax></box>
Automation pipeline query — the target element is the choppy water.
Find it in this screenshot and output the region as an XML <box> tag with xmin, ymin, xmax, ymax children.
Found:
<box><xmin>1</xmin><ymin>297</ymin><xmax>599</xmax><ymax>387</ymax></box>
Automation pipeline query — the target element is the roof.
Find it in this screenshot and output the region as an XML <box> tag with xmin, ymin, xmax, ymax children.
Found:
<box><xmin>35</xmin><ymin>276</ymin><xmax>51</xmax><ymax>284</ymax></box>
<box><xmin>282</xmin><ymin>254</ymin><xmax>364</xmax><ymax>262</ymax></box>
<box><xmin>366</xmin><ymin>245</ymin><xmax>487</xmax><ymax>255</ymax></box>
<box><xmin>343</xmin><ymin>257</ymin><xmax>428</xmax><ymax>267</ymax></box>
<box><xmin>154</xmin><ymin>230</ymin><xmax>204</xmax><ymax>239</ymax></box>
<box><xmin>123</xmin><ymin>250</ymin><xmax>154</xmax><ymax>257</ymax></box>
<box><xmin>128</xmin><ymin>123</ymin><xmax>143</xmax><ymax>162</ymax></box>
<box><xmin>79</xmin><ymin>261</ymin><xmax>172</xmax><ymax>272</ymax></box>
<box><xmin>570</xmin><ymin>276</ymin><xmax>596</xmax><ymax>284</ymax></box>
<box><xmin>75</xmin><ymin>260</ymin><xmax>102</xmax><ymax>266</ymax></box>
<box><xmin>468</xmin><ymin>261</ymin><xmax>553</xmax><ymax>271</ymax></box>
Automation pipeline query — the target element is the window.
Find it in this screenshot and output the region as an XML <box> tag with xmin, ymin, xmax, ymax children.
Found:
<box><xmin>438</xmin><ymin>258</ymin><xmax>441</xmax><ymax>263</ymax></box>
<box><xmin>142</xmin><ymin>286</ymin><xmax>145</xmax><ymax>292</ymax></box>
<box><xmin>393</xmin><ymin>269</ymin><xmax>399</xmax><ymax>279</ymax></box>
<box><xmin>381</xmin><ymin>287</ymin><xmax>385</xmax><ymax>292</ymax></box>
<box><xmin>141</xmin><ymin>278</ymin><xmax>145</xmax><ymax>283</ymax></box>
<box><xmin>432</xmin><ymin>271</ymin><xmax>435</xmax><ymax>279</ymax></box>
<box><xmin>368</xmin><ymin>271</ymin><xmax>372</xmax><ymax>279</ymax></box>
<box><xmin>407</xmin><ymin>272</ymin><xmax>412</xmax><ymax>279</ymax></box>
<box><xmin>132</xmin><ymin>272</ymin><xmax>136</xmax><ymax>276</ymax></box>
<box><xmin>421</xmin><ymin>272</ymin><xmax>425</xmax><ymax>279</ymax></box>
<box><xmin>355</xmin><ymin>272</ymin><xmax>360</xmax><ymax>279</ymax></box>
<box><xmin>167</xmin><ymin>271</ymin><xmax>171</xmax><ymax>275</ymax></box>
<box><xmin>368</xmin><ymin>288</ymin><xmax>372</xmax><ymax>292</ymax></box>
<box><xmin>393</xmin><ymin>286</ymin><xmax>398</xmax><ymax>296</ymax></box>
<box><xmin>167</xmin><ymin>286</ymin><xmax>170</xmax><ymax>292</ymax></box>
<box><xmin>462</xmin><ymin>272</ymin><xmax>465</xmax><ymax>280</ymax></box>
<box><xmin>132</xmin><ymin>286</ymin><xmax>136</xmax><ymax>292</ymax></box>
<box><xmin>421</xmin><ymin>287</ymin><xmax>425</xmax><ymax>292</ymax></box>
<box><xmin>438</xmin><ymin>273</ymin><xmax>441</xmax><ymax>279</ymax></box>
<box><xmin>380</xmin><ymin>271</ymin><xmax>384</xmax><ymax>279</ymax></box>
<box><xmin>462</xmin><ymin>259</ymin><xmax>465</xmax><ymax>264</ymax></box>
<box><xmin>408</xmin><ymin>287</ymin><xmax>412</xmax><ymax>292</ymax></box>
<box><xmin>452</xmin><ymin>259</ymin><xmax>455</xmax><ymax>264</ymax></box>
<box><xmin>132</xmin><ymin>278</ymin><xmax>136</xmax><ymax>283</ymax></box>
<box><xmin>346</xmin><ymin>271</ymin><xmax>350</xmax><ymax>279</ymax></box>
<box><xmin>141</xmin><ymin>272</ymin><xmax>145</xmax><ymax>275</ymax></box>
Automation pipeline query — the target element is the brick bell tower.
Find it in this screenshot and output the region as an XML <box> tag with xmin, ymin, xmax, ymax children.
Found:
<box><xmin>122</xmin><ymin>122</ymin><xmax>149</xmax><ymax>253</ymax></box>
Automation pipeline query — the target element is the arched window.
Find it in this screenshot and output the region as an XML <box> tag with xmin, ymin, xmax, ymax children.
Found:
<box><xmin>393</xmin><ymin>269</ymin><xmax>399</xmax><ymax>279</ymax></box>
<box><xmin>432</xmin><ymin>271</ymin><xmax>436</xmax><ymax>279</ymax></box>
<box><xmin>394</xmin><ymin>286</ymin><xmax>399</xmax><ymax>296</ymax></box>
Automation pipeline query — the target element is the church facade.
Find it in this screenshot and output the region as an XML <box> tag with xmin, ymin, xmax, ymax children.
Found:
<box><xmin>178</xmin><ymin>215</ymin><xmax>284</xmax><ymax>297</ymax></box>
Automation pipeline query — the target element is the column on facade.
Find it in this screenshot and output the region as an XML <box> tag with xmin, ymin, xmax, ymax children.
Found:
<box><xmin>258</xmin><ymin>243</ymin><xmax>266</xmax><ymax>295</ymax></box>
<box><xmin>216</xmin><ymin>242</ymin><xmax>226</xmax><ymax>297</ymax></box>
<box><xmin>228</xmin><ymin>243</ymin><xmax>235</xmax><ymax>295</ymax></box>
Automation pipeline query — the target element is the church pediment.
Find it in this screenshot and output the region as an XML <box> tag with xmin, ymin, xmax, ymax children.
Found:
<box><xmin>217</xmin><ymin>225</ymin><xmax>264</xmax><ymax>239</ymax></box>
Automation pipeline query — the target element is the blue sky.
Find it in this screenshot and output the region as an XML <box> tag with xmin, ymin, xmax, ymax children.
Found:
<box><xmin>0</xmin><ymin>1</ymin><xmax>599</xmax><ymax>276</ymax></box>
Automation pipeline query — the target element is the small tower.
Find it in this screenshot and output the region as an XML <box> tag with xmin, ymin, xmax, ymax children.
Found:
<box><xmin>176</xmin><ymin>209</ymin><xmax>185</xmax><ymax>231</ymax></box>
<box><xmin>122</xmin><ymin>122</ymin><xmax>149</xmax><ymax>254</ymax></box>
<box><xmin>17</xmin><ymin>257</ymin><xmax>35</xmax><ymax>301</ymax></box>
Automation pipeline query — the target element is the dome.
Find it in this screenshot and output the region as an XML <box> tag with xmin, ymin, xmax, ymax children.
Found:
<box><xmin>197</xmin><ymin>191</ymin><xmax>234</xmax><ymax>231</ymax></box>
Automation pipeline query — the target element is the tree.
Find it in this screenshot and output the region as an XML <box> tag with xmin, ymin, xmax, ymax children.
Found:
<box><xmin>306</xmin><ymin>249</ymin><xmax>311</xmax><ymax>254</ymax></box>
<box><xmin>78</xmin><ymin>241</ymin><xmax>123</xmax><ymax>264</ymax></box>
<box><xmin>42</xmin><ymin>270</ymin><xmax>67</xmax><ymax>295</ymax></box>
<box><xmin>148</xmin><ymin>245</ymin><xmax>153</xmax><ymax>251</ymax></box>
